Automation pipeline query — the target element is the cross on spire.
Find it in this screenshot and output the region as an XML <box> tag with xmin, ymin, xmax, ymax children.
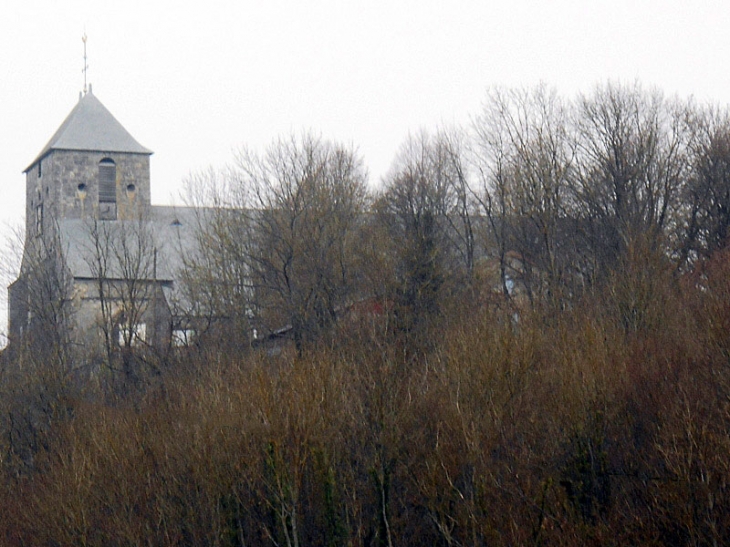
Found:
<box><xmin>82</xmin><ymin>33</ymin><xmax>89</xmax><ymax>95</ymax></box>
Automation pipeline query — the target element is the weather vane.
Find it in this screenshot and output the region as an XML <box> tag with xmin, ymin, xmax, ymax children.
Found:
<box><xmin>82</xmin><ymin>33</ymin><xmax>89</xmax><ymax>95</ymax></box>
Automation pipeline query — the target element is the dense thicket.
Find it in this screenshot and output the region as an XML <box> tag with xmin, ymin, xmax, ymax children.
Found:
<box><xmin>3</xmin><ymin>83</ymin><xmax>730</xmax><ymax>545</ymax></box>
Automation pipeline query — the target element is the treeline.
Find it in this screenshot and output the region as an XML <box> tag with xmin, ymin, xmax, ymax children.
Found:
<box><xmin>2</xmin><ymin>82</ymin><xmax>730</xmax><ymax>545</ymax></box>
<box><xmin>178</xmin><ymin>82</ymin><xmax>730</xmax><ymax>352</ymax></box>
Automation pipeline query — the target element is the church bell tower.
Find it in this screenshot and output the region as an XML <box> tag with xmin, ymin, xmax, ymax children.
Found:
<box><xmin>22</xmin><ymin>87</ymin><xmax>153</xmax><ymax>241</ymax></box>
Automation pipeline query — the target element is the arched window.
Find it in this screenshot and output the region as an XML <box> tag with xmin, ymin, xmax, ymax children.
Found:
<box><xmin>98</xmin><ymin>158</ymin><xmax>116</xmax><ymax>202</ymax></box>
<box><xmin>98</xmin><ymin>158</ymin><xmax>116</xmax><ymax>219</ymax></box>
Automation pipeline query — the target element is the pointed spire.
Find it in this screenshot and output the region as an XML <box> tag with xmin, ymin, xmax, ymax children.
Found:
<box><xmin>25</xmin><ymin>93</ymin><xmax>152</xmax><ymax>172</ymax></box>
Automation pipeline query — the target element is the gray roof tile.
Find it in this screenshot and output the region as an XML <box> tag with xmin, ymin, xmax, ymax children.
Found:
<box><xmin>57</xmin><ymin>206</ymin><xmax>208</xmax><ymax>310</ymax></box>
<box><xmin>25</xmin><ymin>90</ymin><xmax>152</xmax><ymax>172</ymax></box>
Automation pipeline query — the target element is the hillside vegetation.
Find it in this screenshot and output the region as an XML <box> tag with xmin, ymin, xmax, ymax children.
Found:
<box><xmin>4</xmin><ymin>83</ymin><xmax>730</xmax><ymax>545</ymax></box>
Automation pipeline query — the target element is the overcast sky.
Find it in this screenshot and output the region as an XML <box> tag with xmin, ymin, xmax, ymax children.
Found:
<box><xmin>2</xmin><ymin>0</ymin><xmax>730</xmax><ymax>332</ymax></box>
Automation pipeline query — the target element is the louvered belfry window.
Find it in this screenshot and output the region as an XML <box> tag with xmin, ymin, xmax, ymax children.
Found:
<box><xmin>98</xmin><ymin>159</ymin><xmax>116</xmax><ymax>203</ymax></box>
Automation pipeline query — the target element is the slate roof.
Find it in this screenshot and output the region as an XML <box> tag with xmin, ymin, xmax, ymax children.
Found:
<box><xmin>57</xmin><ymin>206</ymin><xmax>200</xmax><ymax>284</ymax></box>
<box><xmin>25</xmin><ymin>89</ymin><xmax>152</xmax><ymax>172</ymax></box>
<box><xmin>53</xmin><ymin>205</ymin><xmax>222</xmax><ymax>316</ymax></box>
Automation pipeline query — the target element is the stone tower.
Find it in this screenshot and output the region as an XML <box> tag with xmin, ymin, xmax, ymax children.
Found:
<box><xmin>8</xmin><ymin>88</ymin><xmax>157</xmax><ymax>347</ymax></box>
<box><xmin>23</xmin><ymin>86</ymin><xmax>153</xmax><ymax>242</ymax></box>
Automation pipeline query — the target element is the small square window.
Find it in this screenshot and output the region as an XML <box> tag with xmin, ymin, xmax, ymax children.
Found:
<box><xmin>172</xmin><ymin>328</ymin><xmax>195</xmax><ymax>347</ymax></box>
<box><xmin>119</xmin><ymin>323</ymin><xmax>146</xmax><ymax>347</ymax></box>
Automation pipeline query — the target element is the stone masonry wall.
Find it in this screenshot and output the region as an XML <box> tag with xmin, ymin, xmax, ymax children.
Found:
<box><xmin>25</xmin><ymin>150</ymin><xmax>151</xmax><ymax>238</ymax></box>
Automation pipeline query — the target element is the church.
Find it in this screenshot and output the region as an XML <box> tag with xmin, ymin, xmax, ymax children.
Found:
<box><xmin>7</xmin><ymin>86</ymin><xmax>199</xmax><ymax>360</ymax></box>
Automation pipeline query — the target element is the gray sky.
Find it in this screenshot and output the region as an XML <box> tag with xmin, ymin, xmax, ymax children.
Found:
<box><xmin>2</xmin><ymin>0</ymin><xmax>730</xmax><ymax>334</ymax></box>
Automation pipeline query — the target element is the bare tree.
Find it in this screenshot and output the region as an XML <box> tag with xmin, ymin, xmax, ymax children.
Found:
<box><xmin>376</xmin><ymin>130</ymin><xmax>473</xmax><ymax>340</ymax></box>
<box><xmin>570</xmin><ymin>82</ymin><xmax>688</xmax><ymax>275</ymax></box>
<box><xmin>0</xmin><ymin>223</ymin><xmax>26</xmax><ymax>348</ymax></box>
<box><xmin>176</xmin><ymin>168</ymin><xmax>258</xmax><ymax>353</ymax></box>
<box><xmin>82</xmin><ymin>215</ymin><xmax>165</xmax><ymax>381</ymax></box>
<box><xmin>471</xmin><ymin>84</ymin><xmax>692</xmax><ymax>305</ymax></box>
<box><xmin>435</xmin><ymin>127</ymin><xmax>478</xmax><ymax>281</ymax></box>
<box><xmin>677</xmin><ymin>104</ymin><xmax>730</xmax><ymax>266</ymax></box>
<box><xmin>6</xmin><ymin>219</ymin><xmax>75</xmax><ymax>369</ymax></box>
<box><xmin>183</xmin><ymin>133</ymin><xmax>368</xmax><ymax>352</ymax></box>
<box><xmin>1</xmin><ymin>220</ymin><xmax>77</xmax><ymax>472</ymax></box>
<box><xmin>472</xmin><ymin>86</ymin><xmax>576</xmax><ymax>304</ymax></box>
